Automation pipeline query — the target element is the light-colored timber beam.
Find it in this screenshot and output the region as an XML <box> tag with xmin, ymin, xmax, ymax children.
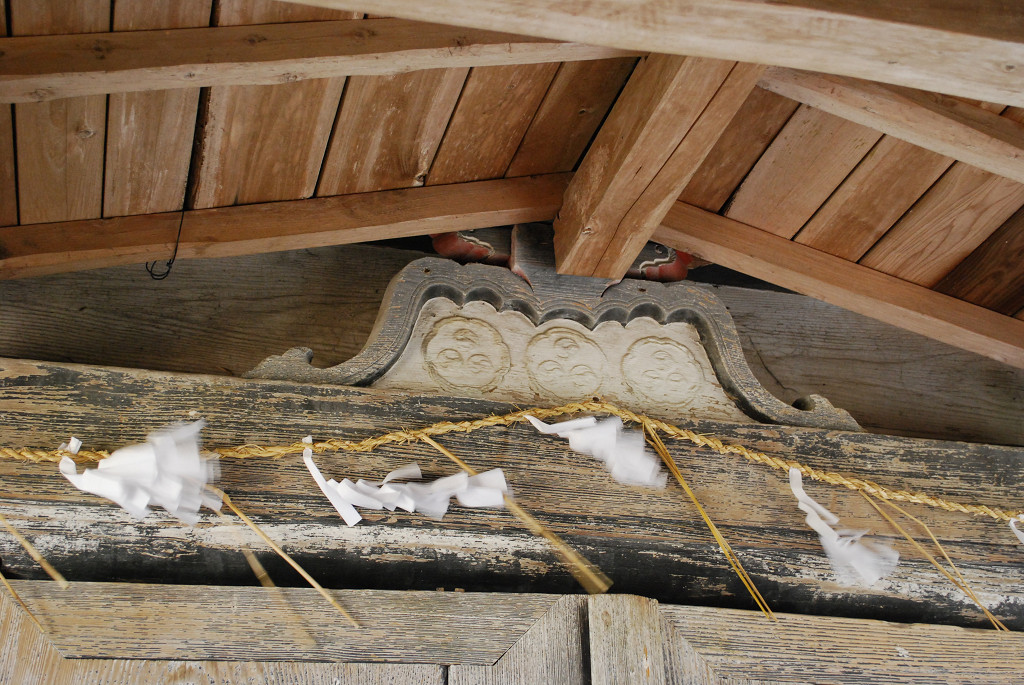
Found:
<box><xmin>280</xmin><ymin>0</ymin><xmax>1024</xmax><ymax>107</ymax></box>
<box><xmin>554</xmin><ymin>55</ymin><xmax>763</xmax><ymax>278</ymax></box>
<box><xmin>0</xmin><ymin>174</ymin><xmax>570</xmax><ymax>279</ymax></box>
<box><xmin>652</xmin><ymin>202</ymin><xmax>1024</xmax><ymax>370</ymax></box>
<box><xmin>0</xmin><ymin>19</ymin><xmax>639</xmax><ymax>103</ymax></box>
<box><xmin>760</xmin><ymin>67</ymin><xmax>1024</xmax><ymax>183</ymax></box>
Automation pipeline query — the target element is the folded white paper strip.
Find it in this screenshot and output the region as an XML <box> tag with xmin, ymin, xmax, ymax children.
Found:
<box><xmin>59</xmin><ymin>421</ymin><xmax>221</xmax><ymax>525</ymax></box>
<box><xmin>525</xmin><ymin>415</ymin><xmax>667</xmax><ymax>488</ymax></box>
<box><xmin>1011</xmin><ymin>520</ymin><xmax>1024</xmax><ymax>544</ymax></box>
<box><xmin>789</xmin><ymin>467</ymin><xmax>898</xmax><ymax>586</ymax></box>
<box><xmin>302</xmin><ymin>447</ymin><xmax>508</xmax><ymax>526</ymax></box>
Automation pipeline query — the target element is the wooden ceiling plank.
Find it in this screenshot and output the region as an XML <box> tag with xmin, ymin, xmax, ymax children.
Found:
<box><xmin>794</xmin><ymin>137</ymin><xmax>954</xmax><ymax>260</ymax></box>
<box><xmin>653</xmin><ymin>202</ymin><xmax>1024</xmax><ymax>369</ymax></box>
<box><xmin>505</xmin><ymin>57</ymin><xmax>637</xmax><ymax>178</ymax></box>
<box><xmin>552</xmin><ymin>54</ymin><xmax>740</xmax><ymax>276</ymax></box>
<box><xmin>860</xmin><ymin>109</ymin><xmax>1024</xmax><ymax>288</ymax></box>
<box><xmin>724</xmin><ymin>105</ymin><xmax>882</xmax><ymax>239</ymax></box>
<box><xmin>0</xmin><ymin>21</ymin><xmax>640</xmax><ymax>103</ymax></box>
<box><xmin>425</xmin><ymin>63</ymin><xmax>560</xmax><ymax>186</ymax></box>
<box><xmin>678</xmin><ymin>86</ymin><xmax>800</xmax><ymax>213</ymax></box>
<box><xmin>0</xmin><ymin>173</ymin><xmax>570</xmax><ymax>279</ymax></box>
<box><xmin>591</xmin><ymin>62</ymin><xmax>767</xmax><ymax>278</ymax></box>
<box><xmin>274</xmin><ymin>0</ymin><xmax>1024</xmax><ymax>107</ymax></box>
<box><xmin>934</xmin><ymin>205</ymin><xmax>1024</xmax><ymax>315</ymax></box>
<box><xmin>188</xmin><ymin>2</ymin><xmax>362</xmax><ymax>209</ymax></box>
<box><xmin>760</xmin><ymin>68</ymin><xmax>1024</xmax><ymax>184</ymax></box>
<box><xmin>0</xmin><ymin>105</ymin><xmax>14</xmax><ymax>227</ymax></box>
<box><xmin>317</xmin><ymin>68</ymin><xmax>469</xmax><ymax>197</ymax></box>
<box><xmin>102</xmin><ymin>0</ymin><xmax>212</xmax><ymax>218</ymax></box>
<box><xmin>10</xmin><ymin>0</ymin><xmax>109</xmax><ymax>226</ymax></box>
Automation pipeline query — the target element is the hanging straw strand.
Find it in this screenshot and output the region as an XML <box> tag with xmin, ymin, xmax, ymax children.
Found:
<box><xmin>417</xmin><ymin>434</ymin><xmax>612</xmax><ymax>595</ymax></box>
<box><xmin>0</xmin><ymin>567</ymin><xmax>44</xmax><ymax>632</ymax></box>
<box><xmin>0</xmin><ymin>511</ymin><xmax>68</xmax><ymax>589</ymax></box>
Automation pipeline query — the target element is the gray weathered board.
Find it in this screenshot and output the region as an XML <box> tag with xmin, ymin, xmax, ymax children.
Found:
<box><xmin>246</xmin><ymin>225</ymin><xmax>860</xmax><ymax>432</ymax></box>
<box><xmin>0</xmin><ymin>358</ymin><xmax>1022</xmax><ymax>630</ymax></box>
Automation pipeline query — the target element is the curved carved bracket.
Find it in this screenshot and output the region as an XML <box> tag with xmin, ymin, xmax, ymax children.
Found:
<box><xmin>246</xmin><ymin>226</ymin><xmax>860</xmax><ymax>432</ymax></box>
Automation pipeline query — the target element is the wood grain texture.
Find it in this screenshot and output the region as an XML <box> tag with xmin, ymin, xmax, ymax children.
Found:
<box><xmin>709</xmin><ymin>283</ymin><xmax>1024</xmax><ymax>446</ymax></box>
<box><xmin>553</xmin><ymin>54</ymin><xmax>736</xmax><ymax>275</ymax></box>
<box><xmin>0</xmin><ymin>20</ymin><xmax>639</xmax><ymax>103</ymax></box>
<box><xmin>724</xmin><ymin>105</ymin><xmax>882</xmax><ymax>239</ymax></box>
<box><xmin>589</xmin><ymin>595</ymin><xmax>665</xmax><ymax>685</ymax></box>
<box><xmin>0</xmin><ymin>105</ymin><xmax>15</xmax><ymax>226</ymax></box>
<box><xmin>654</xmin><ymin>202</ymin><xmax>1024</xmax><ymax>369</ymax></box>
<box><xmin>505</xmin><ymin>57</ymin><xmax>637</xmax><ymax>178</ymax></box>
<box><xmin>449</xmin><ymin>595</ymin><xmax>587</xmax><ymax>685</ymax></box>
<box><xmin>11</xmin><ymin>581</ymin><xmax>555</xmax><ymax>664</ymax></box>
<box><xmin>189</xmin><ymin>3</ymin><xmax>360</xmax><ymax>209</ymax></box>
<box><xmin>934</xmin><ymin>205</ymin><xmax>1024</xmax><ymax>315</ymax></box>
<box><xmin>660</xmin><ymin>603</ymin><xmax>1024</xmax><ymax>685</ymax></box>
<box><xmin>426</xmin><ymin>63</ymin><xmax>560</xmax><ymax>186</ymax></box>
<box><xmin>2</xmin><ymin>360</ymin><xmax>1024</xmax><ymax>627</ymax></box>
<box><xmin>271</xmin><ymin>0</ymin><xmax>1024</xmax><ymax>107</ymax></box>
<box><xmin>794</xmin><ymin>136</ymin><xmax>954</xmax><ymax>260</ymax></box>
<box><xmin>860</xmin><ymin>158</ymin><xmax>1024</xmax><ymax>286</ymax></box>
<box><xmin>10</xmin><ymin>1</ymin><xmax>108</xmax><ymax>225</ymax></box>
<box><xmin>317</xmin><ymin>68</ymin><xmax>469</xmax><ymax>196</ymax></box>
<box><xmin>102</xmin><ymin>0</ymin><xmax>211</xmax><ymax>218</ymax></box>
<box><xmin>592</xmin><ymin>62</ymin><xmax>765</xmax><ymax>278</ymax></box>
<box><xmin>0</xmin><ymin>590</ymin><xmax>447</xmax><ymax>684</ymax></box>
<box><xmin>0</xmin><ymin>174</ymin><xmax>570</xmax><ymax>278</ymax></box>
<box><xmin>760</xmin><ymin>67</ymin><xmax>1024</xmax><ymax>183</ymax></box>
<box><xmin>678</xmin><ymin>86</ymin><xmax>799</xmax><ymax>213</ymax></box>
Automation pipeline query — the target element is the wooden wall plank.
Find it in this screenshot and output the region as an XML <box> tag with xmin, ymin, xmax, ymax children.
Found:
<box><xmin>269</xmin><ymin>0</ymin><xmax>1024</xmax><ymax>107</ymax></box>
<box><xmin>450</xmin><ymin>595</ymin><xmax>587</xmax><ymax>685</ymax></box>
<box><xmin>860</xmin><ymin>129</ymin><xmax>1024</xmax><ymax>288</ymax></box>
<box><xmin>102</xmin><ymin>0</ymin><xmax>211</xmax><ymax>218</ymax></box>
<box><xmin>653</xmin><ymin>202</ymin><xmax>1024</xmax><ymax>369</ymax></box>
<box><xmin>316</xmin><ymin>68</ymin><xmax>468</xmax><ymax>196</ymax></box>
<box><xmin>425</xmin><ymin>63</ymin><xmax>560</xmax><ymax>186</ymax></box>
<box><xmin>678</xmin><ymin>86</ymin><xmax>799</xmax><ymax>213</ymax></box>
<box><xmin>189</xmin><ymin>1</ymin><xmax>360</xmax><ymax>209</ymax></box>
<box><xmin>552</xmin><ymin>54</ymin><xmax>739</xmax><ymax>276</ymax></box>
<box><xmin>0</xmin><ymin>174</ymin><xmax>570</xmax><ymax>278</ymax></box>
<box><xmin>793</xmin><ymin>137</ymin><xmax>954</xmax><ymax>261</ymax></box>
<box><xmin>723</xmin><ymin>105</ymin><xmax>882</xmax><ymax>239</ymax></box>
<box><xmin>935</xmin><ymin>205</ymin><xmax>1024</xmax><ymax>315</ymax></box>
<box><xmin>10</xmin><ymin>0</ymin><xmax>108</xmax><ymax>225</ymax></box>
<box><xmin>0</xmin><ymin>105</ymin><xmax>15</xmax><ymax>227</ymax></box>
<box><xmin>0</xmin><ymin>21</ymin><xmax>639</xmax><ymax>103</ymax></box>
<box><xmin>589</xmin><ymin>596</ymin><xmax>665</xmax><ymax>685</ymax></box>
<box><xmin>760</xmin><ymin>68</ymin><xmax>1024</xmax><ymax>183</ymax></box>
<box><xmin>505</xmin><ymin>57</ymin><xmax>636</xmax><ymax>178</ymax></box>
<box><xmin>660</xmin><ymin>603</ymin><xmax>1024</xmax><ymax>685</ymax></box>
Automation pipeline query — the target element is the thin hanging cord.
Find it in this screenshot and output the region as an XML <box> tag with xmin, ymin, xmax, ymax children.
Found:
<box><xmin>146</xmin><ymin>213</ymin><xmax>184</xmax><ymax>280</ymax></box>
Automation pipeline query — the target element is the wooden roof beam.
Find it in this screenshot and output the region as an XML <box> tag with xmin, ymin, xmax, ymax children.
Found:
<box><xmin>0</xmin><ymin>18</ymin><xmax>639</xmax><ymax>103</ymax></box>
<box><xmin>280</xmin><ymin>0</ymin><xmax>1024</xmax><ymax>107</ymax></box>
<box><xmin>554</xmin><ymin>55</ymin><xmax>763</xmax><ymax>278</ymax></box>
<box><xmin>760</xmin><ymin>68</ymin><xmax>1024</xmax><ymax>184</ymax></box>
<box><xmin>653</xmin><ymin>202</ymin><xmax>1024</xmax><ymax>370</ymax></box>
<box><xmin>0</xmin><ymin>174</ymin><xmax>570</xmax><ymax>279</ymax></box>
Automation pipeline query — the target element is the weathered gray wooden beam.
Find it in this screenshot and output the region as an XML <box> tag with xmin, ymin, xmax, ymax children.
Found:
<box><xmin>0</xmin><ymin>358</ymin><xmax>1022</xmax><ymax>629</ymax></box>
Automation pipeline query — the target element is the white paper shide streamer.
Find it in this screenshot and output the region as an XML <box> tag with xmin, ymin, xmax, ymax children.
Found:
<box><xmin>59</xmin><ymin>421</ymin><xmax>221</xmax><ymax>524</ymax></box>
<box><xmin>789</xmin><ymin>468</ymin><xmax>898</xmax><ymax>586</ymax></box>
<box><xmin>1011</xmin><ymin>519</ymin><xmax>1024</xmax><ymax>544</ymax></box>
<box><xmin>302</xmin><ymin>437</ymin><xmax>508</xmax><ymax>527</ymax></box>
<box><xmin>525</xmin><ymin>415</ymin><xmax>667</xmax><ymax>488</ymax></box>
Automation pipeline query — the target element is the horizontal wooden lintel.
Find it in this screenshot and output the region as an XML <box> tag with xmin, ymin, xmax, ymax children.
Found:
<box><xmin>0</xmin><ymin>19</ymin><xmax>640</xmax><ymax>102</ymax></box>
<box><xmin>0</xmin><ymin>174</ymin><xmax>571</xmax><ymax>279</ymax></box>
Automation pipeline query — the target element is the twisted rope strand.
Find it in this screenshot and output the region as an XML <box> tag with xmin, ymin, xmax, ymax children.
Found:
<box><xmin>10</xmin><ymin>400</ymin><xmax>1022</xmax><ymax>523</ymax></box>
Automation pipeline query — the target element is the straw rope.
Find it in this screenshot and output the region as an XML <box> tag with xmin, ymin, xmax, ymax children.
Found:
<box><xmin>6</xmin><ymin>400</ymin><xmax>1022</xmax><ymax>523</ymax></box>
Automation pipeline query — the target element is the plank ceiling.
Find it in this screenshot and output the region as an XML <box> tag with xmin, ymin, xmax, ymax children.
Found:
<box><xmin>0</xmin><ymin>0</ymin><xmax>1023</xmax><ymax>369</ymax></box>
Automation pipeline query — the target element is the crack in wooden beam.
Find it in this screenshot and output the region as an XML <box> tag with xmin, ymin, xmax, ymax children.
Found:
<box><xmin>653</xmin><ymin>202</ymin><xmax>1024</xmax><ymax>369</ymax></box>
<box><xmin>0</xmin><ymin>173</ymin><xmax>571</xmax><ymax>279</ymax></box>
<box><xmin>0</xmin><ymin>18</ymin><xmax>641</xmax><ymax>103</ymax></box>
